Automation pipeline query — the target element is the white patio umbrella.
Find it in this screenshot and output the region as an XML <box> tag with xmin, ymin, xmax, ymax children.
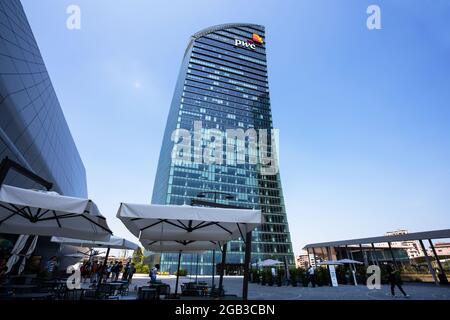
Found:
<box><xmin>258</xmin><ymin>259</ymin><xmax>284</xmax><ymax>267</ymax></box>
<box><xmin>6</xmin><ymin>234</ymin><xmax>29</xmax><ymax>273</ymax></box>
<box><xmin>64</xmin><ymin>253</ymin><xmax>87</xmax><ymax>259</ymax></box>
<box><xmin>317</xmin><ymin>260</ymin><xmax>344</xmax><ymax>266</ymax></box>
<box><xmin>141</xmin><ymin>239</ymin><xmax>223</xmax><ymax>252</ymax></box>
<box><xmin>51</xmin><ymin>235</ymin><xmax>139</xmax><ymax>285</ymax></box>
<box><xmin>51</xmin><ymin>235</ymin><xmax>139</xmax><ymax>250</ymax></box>
<box><xmin>117</xmin><ymin>203</ymin><xmax>261</xmax><ymax>241</ymax></box>
<box><xmin>17</xmin><ymin>235</ymin><xmax>38</xmax><ymax>274</ymax></box>
<box><xmin>117</xmin><ymin>203</ymin><xmax>262</xmax><ymax>298</ymax></box>
<box><xmin>337</xmin><ymin>259</ymin><xmax>362</xmax><ymax>286</ymax></box>
<box><xmin>0</xmin><ymin>184</ymin><xmax>112</xmax><ymax>241</ymax></box>
<box><xmin>337</xmin><ymin>259</ymin><xmax>363</xmax><ymax>264</ymax></box>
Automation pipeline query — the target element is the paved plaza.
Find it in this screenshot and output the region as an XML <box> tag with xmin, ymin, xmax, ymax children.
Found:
<box><xmin>124</xmin><ymin>275</ymin><xmax>450</xmax><ymax>300</ymax></box>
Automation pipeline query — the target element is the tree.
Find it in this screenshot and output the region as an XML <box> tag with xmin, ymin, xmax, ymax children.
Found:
<box><xmin>132</xmin><ymin>247</ymin><xmax>144</xmax><ymax>265</ymax></box>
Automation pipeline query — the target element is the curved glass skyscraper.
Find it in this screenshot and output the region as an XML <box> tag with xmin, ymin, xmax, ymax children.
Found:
<box><xmin>0</xmin><ymin>0</ymin><xmax>87</xmax><ymax>270</ymax></box>
<box><xmin>151</xmin><ymin>23</ymin><xmax>294</xmax><ymax>274</ymax></box>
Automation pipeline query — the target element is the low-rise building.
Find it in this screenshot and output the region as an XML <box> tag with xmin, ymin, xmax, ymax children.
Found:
<box><xmin>295</xmin><ymin>251</ymin><xmax>310</xmax><ymax>269</ymax></box>
<box><xmin>427</xmin><ymin>242</ymin><xmax>450</xmax><ymax>258</ymax></box>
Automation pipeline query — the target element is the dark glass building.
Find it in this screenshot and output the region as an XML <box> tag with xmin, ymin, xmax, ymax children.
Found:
<box><xmin>151</xmin><ymin>23</ymin><xmax>294</xmax><ymax>274</ymax></box>
<box><xmin>0</xmin><ymin>0</ymin><xmax>87</xmax><ymax>269</ymax></box>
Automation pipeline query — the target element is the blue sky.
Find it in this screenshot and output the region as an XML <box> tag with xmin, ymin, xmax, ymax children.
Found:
<box><xmin>21</xmin><ymin>0</ymin><xmax>450</xmax><ymax>255</ymax></box>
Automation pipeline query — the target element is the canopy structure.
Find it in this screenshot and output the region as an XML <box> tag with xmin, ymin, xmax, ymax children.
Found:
<box><xmin>0</xmin><ymin>184</ymin><xmax>111</xmax><ymax>241</ymax></box>
<box><xmin>117</xmin><ymin>202</ymin><xmax>262</xmax><ymax>299</ymax></box>
<box><xmin>51</xmin><ymin>235</ymin><xmax>139</xmax><ymax>250</ymax></box>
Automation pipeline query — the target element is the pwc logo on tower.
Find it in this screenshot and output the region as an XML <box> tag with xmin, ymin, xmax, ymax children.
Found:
<box><xmin>234</xmin><ymin>33</ymin><xmax>263</xmax><ymax>50</ymax></box>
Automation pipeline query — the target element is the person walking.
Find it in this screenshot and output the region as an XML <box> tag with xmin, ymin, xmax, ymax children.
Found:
<box><xmin>90</xmin><ymin>261</ymin><xmax>98</xmax><ymax>283</ymax></box>
<box><xmin>111</xmin><ymin>261</ymin><xmax>119</xmax><ymax>281</ymax></box>
<box><xmin>386</xmin><ymin>264</ymin><xmax>409</xmax><ymax>298</ymax></box>
<box><xmin>117</xmin><ymin>261</ymin><xmax>123</xmax><ymax>280</ymax></box>
<box><xmin>127</xmin><ymin>263</ymin><xmax>136</xmax><ymax>283</ymax></box>
<box><xmin>150</xmin><ymin>265</ymin><xmax>158</xmax><ymax>282</ymax></box>
<box><xmin>80</xmin><ymin>262</ymin><xmax>89</xmax><ymax>283</ymax></box>
<box><xmin>307</xmin><ymin>266</ymin><xmax>316</xmax><ymax>288</ymax></box>
<box><xmin>122</xmin><ymin>262</ymin><xmax>130</xmax><ymax>281</ymax></box>
<box><xmin>45</xmin><ymin>256</ymin><xmax>59</xmax><ymax>279</ymax></box>
<box><xmin>97</xmin><ymin>262</ymin><xmax>104</xmax><ymax>283</ymax></box>
<box><xmin>105</xmin><ymin>261</ymin><xmax>113</xmax><ymax>281</ymax></box>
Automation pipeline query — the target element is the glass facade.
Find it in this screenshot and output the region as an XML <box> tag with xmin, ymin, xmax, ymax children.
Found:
<box><xmin>151</xmin><ymin>23</ymin><xmax>294</xmax><ymax>274</ymax></box>
<box><xmin>0</xmin><ymin>0</ymin><xmax>87</xmax><ymax>197</ymax></box>
<box><xmin>0</xmin><ymin>0</ymin><xmax>87</xmax><ymax>269</ymax></box>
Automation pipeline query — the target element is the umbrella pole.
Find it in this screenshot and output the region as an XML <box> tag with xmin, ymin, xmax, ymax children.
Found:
<box><xmin>98</xmin><ymin>246</ymin><xmax>110</xmax><ymax>286</ymax></box>
<box><xmin>94</xmin><ymin>246</ymin><xmax>110</xmax><ymax>298</ymax></box>
<box><xmin>242</xmin><ymin>231</ymin><xmax>252</xmax><ymax>300</ymax></box>
<box><xmin>211</xmin><ymin>250</ymin><xmax>215</xmax><ymax>289</ymax></box>
<box><xmin>195</xmin><ymin>253</ymin><xmax>199</xmax><ymax>283</ymax></box>
<box><xmin>174</xmin><ymin>251</ymin><xmax>182</xmax><ymax>297</ymax></box>
<box><xmin>218</xmin><ymin>243</ymin><xmax>227</xmax><ymax>295</ymax></box>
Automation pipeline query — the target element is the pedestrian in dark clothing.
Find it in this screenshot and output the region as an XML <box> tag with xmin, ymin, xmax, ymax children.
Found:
<box><xmin>128</xmin><ymin>263</ymin><xmax>136</xmax><ymax>283</ymax></box>
<box><xmin>111</xmin><ymin>261</ymin><xmax>119</xmax><ymax>281</ymax></box>
<box><xmin>386</xmin><ymin>264</ymin><xmax>409</xmax><ymax>298</ymax></box>
<box><xmin>122</xmin><ymin>262</ymin><xmax>130</xmax><ymax>280</ymax></box>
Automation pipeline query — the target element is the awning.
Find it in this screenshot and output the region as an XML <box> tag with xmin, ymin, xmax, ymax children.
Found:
<box><xmin>117</xmin><ymin>203</ymin><xmax>262</xmax><ymax>241</ymax></box>
<box><xmin>51</xmin><ymin>235</ymin><xmax>139</xmax><ymax>250</ymax></box>
<box><xmin>0</xmin><ymin>184</ymin><xmax>111</xmax><ymax>241</ymax></box>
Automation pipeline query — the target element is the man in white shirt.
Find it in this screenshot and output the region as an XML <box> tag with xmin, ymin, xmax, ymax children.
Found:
<box><xmin>307</xmin><ymin>266</ymin><xmax>316</xmax><ymax>288</ymax></box>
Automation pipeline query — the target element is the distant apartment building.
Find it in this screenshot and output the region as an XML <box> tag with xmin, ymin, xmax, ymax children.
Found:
<box><xmin>427</xmin><ymin>242</ymin><xmax>450</xmax><ymax>258</ymax></box>
<box><xmin>295</xmin><ymin>251</ymin><xmax>310</xmax><ymax>269</ymax></box>
<box><xmin>384</xmin><ymin>230</ymin><xmax>425</xmax><ymax>259</ymax></box>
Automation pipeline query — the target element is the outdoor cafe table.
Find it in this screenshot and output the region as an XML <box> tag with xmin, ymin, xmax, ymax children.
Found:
<box><xmin>3</xmin><ymin>284</ymin><xmax>37</xmax><ymax>293</ymax></box>
<box><xmin>138</xmin><ymin>287</ymin><xmax>157</xmax><ymax>300</ymax></box>
<box><xmin>182</xmin><ymin>282</ymin><xmax>210</xmax><ymax>296</ymax></box>
<box><xmin>104</xmin><ymin>282</ymin><xmax>125</xmax><ymax>294</ymax></box>
<box><xmin>9</xmin><ymin>292</ymin><xmax>54</xmax><ymax>300</ymax></box>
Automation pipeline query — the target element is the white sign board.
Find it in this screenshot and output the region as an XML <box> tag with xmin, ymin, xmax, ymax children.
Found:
<box><xmin>329</xmin><ymin>265</ymin><xmax>339</xmax><ymax>287</ymax></box>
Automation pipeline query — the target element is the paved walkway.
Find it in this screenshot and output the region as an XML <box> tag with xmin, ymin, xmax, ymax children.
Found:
<box><xmin>124</xmin><ymin>274</ymin><xmax>450</xmax><ymax>300</ymax></box>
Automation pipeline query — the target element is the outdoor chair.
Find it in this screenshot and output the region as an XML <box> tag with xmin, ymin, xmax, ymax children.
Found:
<box><xmin>137</xmin><ymin>286</ymin><xmax>157</xmax><ymax>300</ymax></box>
<box><xmin>97</xmin><ymin>283</ymin><xmax>120</xmax><ymax>300</ymax></box>
<box><xmin>209</xmin><ymin>287</ymin><xmax>225</xmax><ymax>297</ymax></box>
<box><xmin>156</xmin><ymin>284</ymin><xmax>171</xmax><ymax>299</ymax></box>
<box><xmin>180</xmin><ymin>284</ymin><xmax>201</xmax><ymax>297</ymax></box>
<box><xmin>63</xmin><ymin>288</ymin><xmax>84</xmax><ymax>300</ymax></box>
<box><xmin>118</xmin><ymin>282</ymin><xmax>129</xmax><ymax>296</ymax></box>
<box><xmin>82</xmin><ymin>287</ymin><xmax>120</xmax><ymax>300</ymax></box>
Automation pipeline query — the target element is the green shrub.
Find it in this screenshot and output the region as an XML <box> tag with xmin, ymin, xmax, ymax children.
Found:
<box><xmin>276</xmin><ymin>269</ymin><xmax>285</xmax><ymax>286</ymax></box>
<box><xmin>251</xmin><ymin>269</ymin><xmax>260</xmax><ymax>283</ymax></box>
<box><xmin>141</xmin><ymin>264</ymin><xmax>149</xmax><ymax>274</ymax></box>
<box><xmin>316</xmin><ymin>267</ymin><xmax>330</xmax><ymax>286</ymax></box>
<box><xmin>289</xmin><ymin>268</ymin><xmax>298</xmax><ymax>286</ymax></box>
<box><xmin>263</xmin><ymin>269</ymin><xmax>273</xmax><ymax>286</ymax></box>
<box><xmin>175</xmin><ymin>268</ymin><xmax>188</xmax><ymax>276</ymax></box>
<box><xmin>296</xmin><ymin>267</ymin><xmax>308</xmax><ymax>286</ymax></box>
